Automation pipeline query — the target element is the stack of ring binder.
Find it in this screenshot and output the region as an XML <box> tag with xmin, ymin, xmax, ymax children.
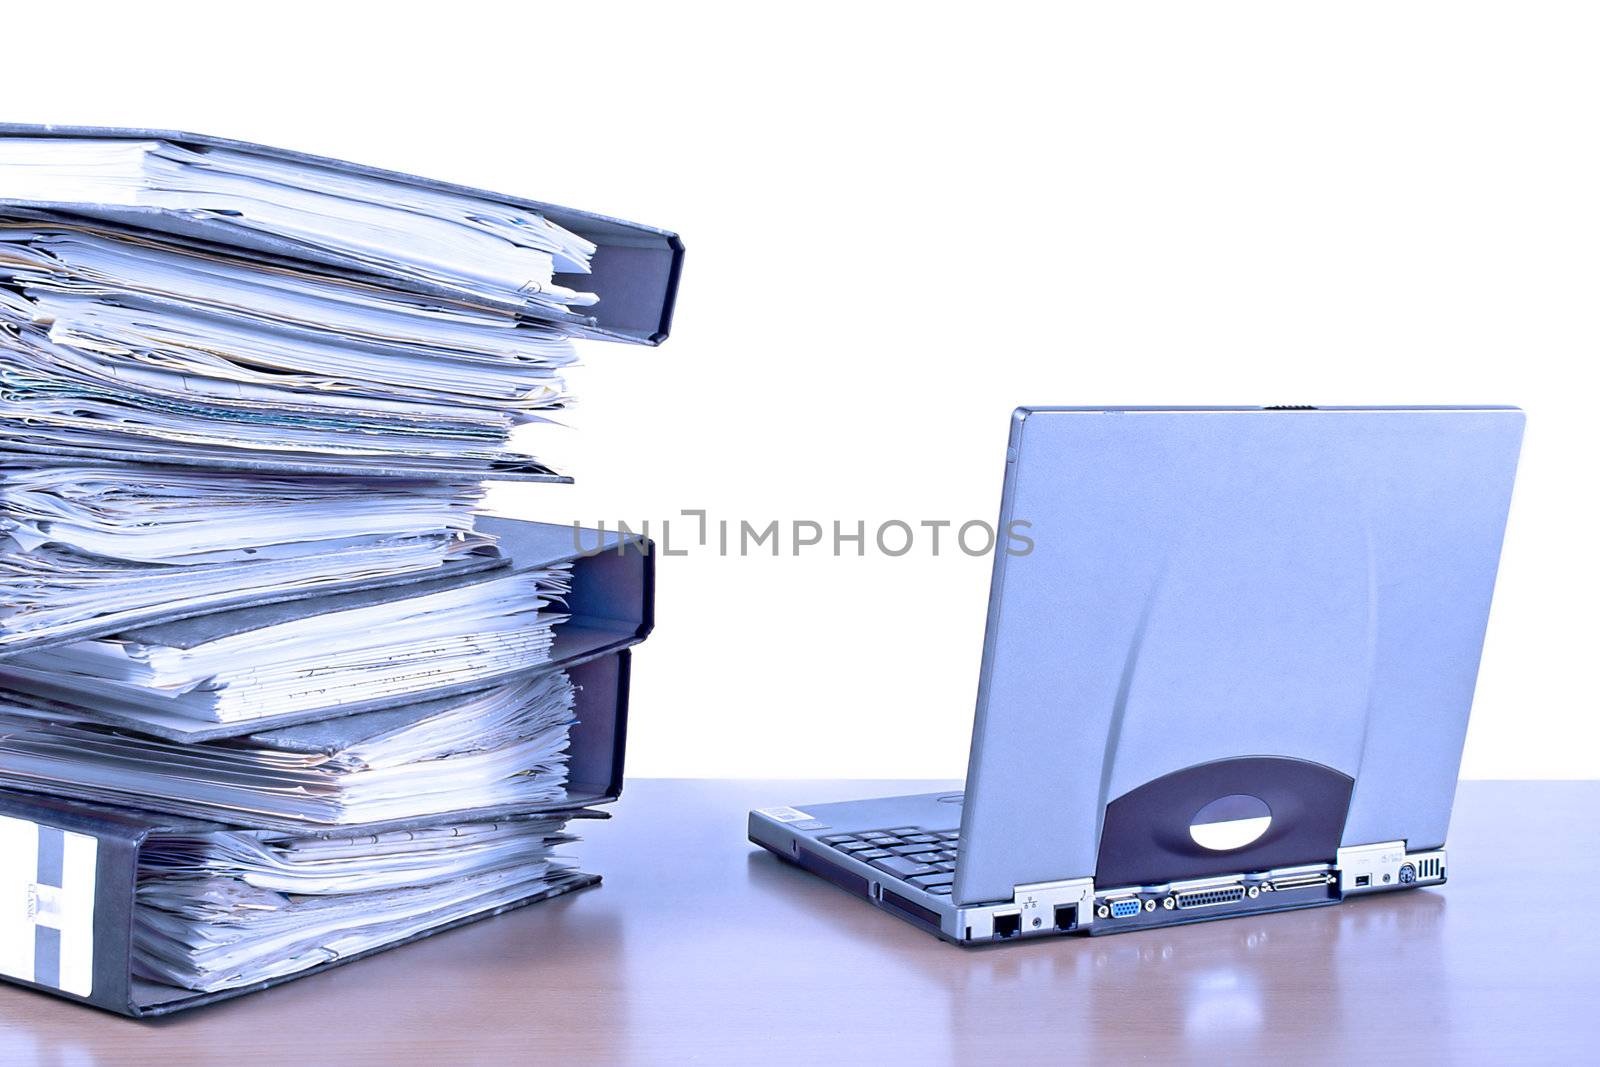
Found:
<box><xmin>0</xmin><ymin>125</ymin><xmax>679</xmax><ymax>1015</ymax></box>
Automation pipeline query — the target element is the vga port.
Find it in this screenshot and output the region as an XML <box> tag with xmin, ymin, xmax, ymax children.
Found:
<box><xmin>1175</xmin><ymin>885</ymin><xmax>1246</xmax><ymax>910</ymax></box>
<box><xmin>1109</xmin><ymin>898</ymin><xmax>1143</xmax><ymax>919</ymax></box>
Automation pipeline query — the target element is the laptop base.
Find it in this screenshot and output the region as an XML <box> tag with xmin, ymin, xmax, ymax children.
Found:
<box><xmin>750</xmin><ymin>794</ymin><xmax>1447</xmax><ymax>945</ymax></box>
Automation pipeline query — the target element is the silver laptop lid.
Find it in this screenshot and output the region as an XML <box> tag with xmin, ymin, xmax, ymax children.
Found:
<box><xmin>954</xmin><ymin>407</ymin><xmax>1524</xmax><ymax>906</ymax></box>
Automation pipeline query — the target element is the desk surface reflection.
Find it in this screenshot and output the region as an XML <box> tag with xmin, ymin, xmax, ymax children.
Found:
<box><xmin>0</xmin><ymin>779</ymin><xmax>1592</xmax><ymax>1065</ymax></box>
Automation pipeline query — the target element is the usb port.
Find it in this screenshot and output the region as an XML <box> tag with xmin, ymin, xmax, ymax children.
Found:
<box><xmin>1355</xmin><ymin>875</ymin><xmax>1370</xmax><ymax>887</ymax></box>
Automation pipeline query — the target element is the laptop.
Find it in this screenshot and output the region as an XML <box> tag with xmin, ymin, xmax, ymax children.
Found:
<box><xmin>750</xmin><ymin>406</ymin><xmax>1523</xmax><ymax>943</ymax></box>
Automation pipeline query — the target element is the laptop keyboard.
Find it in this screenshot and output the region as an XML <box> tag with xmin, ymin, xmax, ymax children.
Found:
<box><xmin>819</xmin><ymin>826</ymin><xmax>959</xmax><ymax>895</ymax></box>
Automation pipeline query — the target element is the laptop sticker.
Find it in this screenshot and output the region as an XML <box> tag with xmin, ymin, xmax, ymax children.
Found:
<box><xmin>755</xmin><ymin>806</ymin><xmax>815</xmax><ymax>824</ymax></box>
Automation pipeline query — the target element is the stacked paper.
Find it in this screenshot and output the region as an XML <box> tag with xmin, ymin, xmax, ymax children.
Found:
<box><xmin>1</xmin><ymin>462</ymin><xmax>493</xmax><ymax>650</ymax></box>
<box><xmin>4</xmin><ymin>566</ymin><xmax>572</xmax><ymax>724</ymax></box>
<box><xmin>0</xmin><ymin>671</ymin><xmax>578</xmax><ymax>827</ymax></box>
<box><xmin>0</xmin><ymin>223</ymin><xmax>579</xmax><ymax>475</ymax></box>
<box><xmin>0</xmin><ymin>127</ymin><xmax>674</xmax><ymax>1007</ymax></box>
<box><xmin>134</xmin><ymin>818</ymin><xmax>582</xmax><ymax>994</ymax></box>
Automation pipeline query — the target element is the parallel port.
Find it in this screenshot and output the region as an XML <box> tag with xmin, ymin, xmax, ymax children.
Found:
<box><xmin>1175</xmin><ymin>885</ymin><xmax>1246</xmax><ymax>909</ymax></box>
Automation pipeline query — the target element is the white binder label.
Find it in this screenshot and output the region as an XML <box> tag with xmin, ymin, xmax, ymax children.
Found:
<box><xmin>755</xmin><ymin>806</ymin><xmax>814</xmax><ymax>823</ymax></box>
<box><xmin>0</xmin><ymin>815</ymin><xmax>96</xmax><ymax>997</ymax></box>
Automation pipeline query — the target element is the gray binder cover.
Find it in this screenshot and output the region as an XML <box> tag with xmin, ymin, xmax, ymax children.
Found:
<box><xmin>0</xmin><ymin>789</ymin><xmax>601</xmax><ymax>1017</ymax></box>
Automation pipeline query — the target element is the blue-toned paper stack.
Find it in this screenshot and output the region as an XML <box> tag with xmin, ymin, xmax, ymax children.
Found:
<box><xmin>0</xmin><ymin>126</ymin><xmax>679</xmax><ymax>1015</ymax></box>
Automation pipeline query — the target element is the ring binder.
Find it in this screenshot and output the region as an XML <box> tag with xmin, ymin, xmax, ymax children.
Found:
<box><xmin>0</xmin><ymin>649</ymin><xmax>636</xmax><ymax>833</ymax></box>
<box><xmin>0</xmin><ymin>124</ymin><xmax>683</xmax><ymax>345</ymax></box>
<box><xmin>0</xmin><ymin>519</ymin><xmax>654</xmax><ymax>739</ymax></box>
<box><xmin>0</xmin><ymin>788</ymin><xmax>601</xmax><ymax>1017</ymax></box>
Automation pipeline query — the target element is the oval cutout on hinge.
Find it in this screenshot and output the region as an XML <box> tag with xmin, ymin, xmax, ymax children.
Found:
<box><xmin>1189</xmin><ymin>794</ymin><xmax>1273</xmax><ymax>851</ymax></box>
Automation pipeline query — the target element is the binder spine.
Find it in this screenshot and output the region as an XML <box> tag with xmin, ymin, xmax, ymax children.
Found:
<box><xmin>565</xmin><ymin>650</ymin><xmax>633</xmax><ymax>805</ymax></box>
<box><xmin>554</xmin><ymin>531</ymin><xmax>656</xmax><ymax>658</ymax></box>
<box><xmin>0</xmin><ymin>791</ymin><xmax>148</xmax><ymax>1015</ymax></box>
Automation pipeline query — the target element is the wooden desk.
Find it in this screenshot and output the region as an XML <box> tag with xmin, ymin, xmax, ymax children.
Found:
<box><xmin>1</xmin><ymin>780</ymin><xmax>1594</xmax><ymax>1065</ymax></box>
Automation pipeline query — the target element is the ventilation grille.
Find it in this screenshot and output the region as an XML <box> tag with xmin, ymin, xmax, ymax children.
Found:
<box><xmin>1416</xmin><ymin>856</ymin><xmax>1443</xmax><ymax>880</ymax></box>
<box><xmin>1175</xmin><ymin>885</ymin><xmax>1246</xmax><ymax>910</ymax></box>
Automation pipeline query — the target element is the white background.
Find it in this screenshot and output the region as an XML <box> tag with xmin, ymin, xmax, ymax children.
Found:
<box><xmin>13</xmin><ymin>2</ymin><xmax>1596</xmax><ymax>779</ymax></box>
